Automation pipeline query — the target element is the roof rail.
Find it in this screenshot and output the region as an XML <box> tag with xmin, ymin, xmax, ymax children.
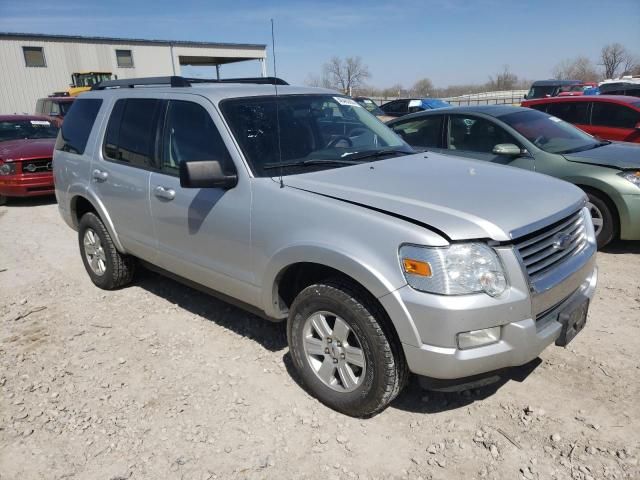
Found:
<box><xmin>91</xmin><ymin>76</ymin><xmax>288</xmax><ymax>90</ymax></box>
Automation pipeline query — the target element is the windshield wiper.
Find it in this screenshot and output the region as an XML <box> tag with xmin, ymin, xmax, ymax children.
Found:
<box><xmin>263</xmin><ymin>159</ymin><xmax>363</xmax><ymax>170</ymax></box>
<box><xmin>340</xmin><ymin>149</ymin><xmax>413</xmax><ymax>162</ymax></box>
<box><xmin>559</xmin><ymin>141</ymin><xmax>610</xmax><ymax>155</ymax></box>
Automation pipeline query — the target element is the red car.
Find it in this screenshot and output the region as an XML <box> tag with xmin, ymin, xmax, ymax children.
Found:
<box><xmin>0</xmin><ymin>115</ymin><xmax>59</xmax><ymax>205</ymax></box>
<box><xmin>522</xmin><ymin>95</ymin><xmax>640</xmax><ymax>143</ymax></box>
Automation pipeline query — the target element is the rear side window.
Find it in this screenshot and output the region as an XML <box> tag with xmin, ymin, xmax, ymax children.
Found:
<box><xmin>161</xmin><ymin>100</ymin><xmax>232</xmax><ymax>176</ymax></box>
<box><xmin>592</xmin><ymin>103</ymin><xmax>640</xmax><ymax>129</ymax></box>
<box><xmin>527</xmin><ymin>103</ymin><xmax>548</xmax><ymax>113</ymax></box>
<box><xmin>103</xmin><ymin>98</ymin><xmax>163</xmax><ymax>169</ymax></box>
<box><xmin>391</xmin><ymin>116</ymin><xmax>444</xmax><ymax>148</ymax></box>
<box><xmin>55</xmin><ymin>98</ymin><xmax>103</xmax><ymax>154</ymax></box>
<box><xmin>547</xmin><ymin>102</ymin><xmax>590</xmax><ymax>124</ymax></box>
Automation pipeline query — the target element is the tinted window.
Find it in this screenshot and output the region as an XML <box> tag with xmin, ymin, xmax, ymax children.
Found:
<box><xmin>221</xmin><ymin>95</ymin><xmax>411</xmax><ymax>177</ymax></box>
<box><xmin>161</xmin><ymin>101</ymin><xmax>232</xmax><ymax>176</ymax></box>
<box><xmin>391</xmin><ymin>116</ymin><xmax>443</xmax><ymax>148</ymax></box>
<box><xmin>448</xmin><ymin>115</ymin><xmax>518</xmax><ymax>153</ymax></box>
<box><xmin>55</xmin><ymin>98</ymin><xmax>102</xmax><ymax>154</ymax></box>
<box><xmin>528</xmin><ymin>103</ymin><xmax>548</xmax><ymax>113</ymax></box>
<box><xmin>592</xmin><ymin>103</ymin><xmax>640</xmax><ymax>129</ymax></box>
<box><xmin>103</xmin><ymin>98</ymin><xmax>162</xmax><ymax>169</ymax></box>
<box><xmin>384</xmin><ymin>100</ymin><xmax>408</xmax><ymax>114</ymax></box>
<box><xmin>547</xmin><ymin>102</ymin><xmax>590</xmax><ymax>124</ymax></box>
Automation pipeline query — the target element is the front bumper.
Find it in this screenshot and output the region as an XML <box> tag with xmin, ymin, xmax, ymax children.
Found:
<box><xmin>0</xmin><ymin>173</ymin><xmax>54</xmax><ymax>198</ymax></box>
<box><xmin>380</xmin><ymin>246</ymin><xmax>597</xmax><ymax>380</ymax></box>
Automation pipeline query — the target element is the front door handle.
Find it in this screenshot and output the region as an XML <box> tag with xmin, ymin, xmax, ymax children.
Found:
<box><xmin>153</xmin><ymin>185</ymin><xmax>176</xmax><ymax>201</ymax></box>
<box><xmin>92</xmin><ymin>169</ymin><xmax>108</xmax><ymax>182</ymax></box>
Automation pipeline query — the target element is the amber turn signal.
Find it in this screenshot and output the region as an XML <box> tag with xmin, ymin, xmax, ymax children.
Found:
<box><xmin>402</xmin><ymin>258</ymin><xmax>432</xmax><ymax>277</ymax></box>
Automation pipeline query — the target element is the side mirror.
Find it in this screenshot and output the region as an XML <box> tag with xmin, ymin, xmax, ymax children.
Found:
<box><xmin>493</xmin><ymin>143</ymin><xmax>522</xmax><ymax>156</ymax></box>
<box><xmin>179</xmin><ymin>160</ymin><xmax>237</xmax><ymax>189</ymax></box>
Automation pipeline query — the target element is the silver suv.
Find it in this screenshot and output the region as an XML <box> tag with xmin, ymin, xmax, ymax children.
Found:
<box><xmin>54</xmin><ymin>76</ymin><xmax>597</xmax><ymax>417</ymax></box>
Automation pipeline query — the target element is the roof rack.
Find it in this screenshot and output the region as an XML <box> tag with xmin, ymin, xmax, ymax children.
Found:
<box><xmin>91</xmin><ymin>76</ymin><xmax>288</xmax><ymax>90</ymax></box>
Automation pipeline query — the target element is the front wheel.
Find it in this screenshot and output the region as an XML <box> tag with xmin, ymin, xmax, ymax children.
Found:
<box><xmin>586</xmin><ymin>192</ymin><xmax>616</xmax><ymax>249</ymax></box>
<box><xmin>287</xmin><ymin>279</ymin><xmax>407</xmax><ymax>417</ymax></box>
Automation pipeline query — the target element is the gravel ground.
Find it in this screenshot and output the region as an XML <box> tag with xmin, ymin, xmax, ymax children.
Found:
<box><xmin>1</xmin><ymin>198</ymin><xmax>639</xmax><ymax>480</ymax></box>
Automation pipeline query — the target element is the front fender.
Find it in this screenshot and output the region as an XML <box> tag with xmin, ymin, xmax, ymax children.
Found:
<box><xmin>68</xmin><ymin>184</ymin><xmax>127</xmax><ymax>254</ymax></box>
<box><xmin>260</xmin><ymin>243</ymin><xmax>406</xmax><ymax>319</ymax></box>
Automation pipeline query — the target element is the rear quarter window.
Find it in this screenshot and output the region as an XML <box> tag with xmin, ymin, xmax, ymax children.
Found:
<box><xmin>55</xmin><ymin>98</ymin><xmax>103</xmax><ymax>155</ymax></box>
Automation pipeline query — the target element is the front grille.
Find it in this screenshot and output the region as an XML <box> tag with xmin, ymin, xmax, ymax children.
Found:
<box><xmin>515</xmin><ymin>209</ymin><xmax>588</xmax><ymax>280</ymax></box>
<box><xmin>21</xmin><ymin>158</ymin><xmax>52</xmax><ymax>174</ymax></box>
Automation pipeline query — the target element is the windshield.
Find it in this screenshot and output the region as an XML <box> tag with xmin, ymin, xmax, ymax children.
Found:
<box><xmin>500</xmin><ymin>109</ymin><xmax>600</xmax><ymax>154</ymax></box>
<box><xmin>356</xmin><ymin>98</ymin><xmax>385</xmax><ymax>115</ymax></box>
<box><xmin>0</xmin><ymin>120</ymin><xmax>59</xmax><ymax>142</ymax></box>
<box><xmin>220</xmin><ymin>94</ymin><xmax>413</xmax><ymax>177</ymax></box>
<box><xmin>527</xmin><ymin>85</ymin><xmax>557</xmax><ymax>99</ymax></box>
<box><xmin>58</xmin><ymin>101</ymin><xmax>73</xmax><ymax>116</ymax></box>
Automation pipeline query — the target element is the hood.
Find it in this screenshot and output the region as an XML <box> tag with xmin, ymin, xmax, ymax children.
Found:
<box><xmin>0</xmin><ymin>138</ymin><xmax>56</xmax><ymax>162</ymax></box>
<box><xmin>284</xmin><ymin>153</ymin><xmax>585</xmax><ymax>242</ymax></box>
<box><xmin>563</xmin><ymin>141</ymin><xmax>640</xmax><ymax>170</ymax></box>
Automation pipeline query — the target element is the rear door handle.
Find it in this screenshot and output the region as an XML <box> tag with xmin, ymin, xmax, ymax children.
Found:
<box><xmin>92</xmin><ymin>169</ymin><xmax>108</xmax><ymax>182</ymax></box>
<box><xmin>153</xmin><ymin>185</ymin><xmax>176</xmax><ymax>201</ymax></box>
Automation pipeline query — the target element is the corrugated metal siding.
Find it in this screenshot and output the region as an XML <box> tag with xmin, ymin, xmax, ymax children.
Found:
<box><xmin>0</xmin><ymin>38</ymin><xmax>266</xmax><ymax>114</ymax></box>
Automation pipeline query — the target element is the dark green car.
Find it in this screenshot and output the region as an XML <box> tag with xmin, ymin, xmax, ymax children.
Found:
<box><xmin>388</xmin><ymin>106</ymin><xmax>640</xmax><ymax>248</ymax></box>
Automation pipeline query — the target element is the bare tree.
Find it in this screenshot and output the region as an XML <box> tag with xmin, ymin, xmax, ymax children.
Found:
<box><xmin>323</xmin><ymin>56</ymin><xmax>371</xmax><ymax>95</ymax></box>
<box><xmin>411</xmin><ymin>78</ymin><xmax>434</xmax><ymax>97</ymax></box>
<box><xmin>553</xmin><ymin>56</ymin><xmax>600</xmax><ymax>82</ymax></box>
<box><xmin>487</xmin><ymin>65</ymin><xmax>519</xmax><ymax>91</ymax></box>
<box><xmin>600</xmin><ymin>43</ymin><xmax>628</xmax><ymax>79</ymax></box>
<box><xmin>622</xmin><ymin>54</ymin><xmax>639</xmax><ymax>76</ymax></box>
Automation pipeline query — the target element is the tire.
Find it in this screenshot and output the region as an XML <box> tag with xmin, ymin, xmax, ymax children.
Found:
<box><xmin>287</xmin><ymin>279</ymin><xmax>408</xmax><ymax>417</ymax></box>
<box><xmin>78</xmin><ymin>212</ymin><xmax>135</xmax><ymax>289</ymax></box>
<box><xmin>586</xmin><ymin>192</ymin><xmax>616</xmax><ymax>249</ymax></box>
<box><xmin>0</xmin><ymin>195</ymin><xmax>7</xmax><ymax>206</ymax></box>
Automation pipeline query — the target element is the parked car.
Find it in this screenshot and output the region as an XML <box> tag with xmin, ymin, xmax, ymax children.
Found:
<box><xmin>557</xmin><ymin>83</ymin><xmax>597</xmax><ymax>97</ymax></box>
<box><xmin>54</xmin><ymin>77</ymin><xmax>597</xmax><ymax>417</ymax></box>
<box><xmin>379</xmin><ymin>98</ymin><xmax>450</xmax><ymax>118</ymax></box>
<box><xmin>35</xmin><ymin>96</ymin><xmax>75</xmax><ymax>126</ymax></box>
<box><xmin>0</xmin><ymin>115</ymin><xmax>58</xmax><ymax>205</ymax></box>
<box><xmin>598</xmin><ymin>83</ymin><xmax>640</xmax><ymax>98</ymax></box>
<box><xmin>522</xmin><ymin>95</ymin><xmax>640</xmax><ymax>143</ymax></box>
<box><xmin>388</xmin><ymin>105</ymin><xmax>640</xmax><ymax>248</ymax></box>
<box><xmin>353</xmin><ymin>96</ymin><xmax>394</xmax><ymax>122</ymax></box>
<box><xmin>524</xmin><ymin>80</ymin><xmax>582</xmax><ymax>99</ymax></box>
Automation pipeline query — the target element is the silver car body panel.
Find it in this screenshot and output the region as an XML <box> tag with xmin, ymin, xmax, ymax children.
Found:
<box><xmin>54</xmin><ymin>83</ymin><xmax>598</xmax><ymax>381</ymax></box>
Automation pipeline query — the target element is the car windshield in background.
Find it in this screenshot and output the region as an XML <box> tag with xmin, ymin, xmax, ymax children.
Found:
<box><xmin>527</xmin><ymin>86</ymin><xmax>556</xmax><ymax>98</ymax></box>
<box><xmin>356</xmin><ymin>98</ymin><xmax>385</xmax><ymax>115</ymax></box>
<box><xmin>221</xmin><ymin>94</ymin><xmax>412</xmax><ymax>177</ymax></box>
<box><xmin>500</xmin><ymin>110</ymin><xmax>600</xmax><ymax>154</ymax></box>
<box><xmin>58</xmin><ymin>102</ymin><xmax>73</xmax><ymax>116</ymax></box>
<box><xmin>0</xmin><ymin>120</ymin><xmax>59</xmax><ymax>142</ymax></box>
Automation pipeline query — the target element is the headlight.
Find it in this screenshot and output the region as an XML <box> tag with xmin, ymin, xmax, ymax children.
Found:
<box><xmin>0</xmin><ymin>162</ymin><xmax>16</xmax><ymax>176</ymax></box>
<box><xmin>618</xmin><ymin>170</ymin><xmax>640</xmax><ymax>188</ymax></box>
<box><xmin>399</xmin><ymin>243</ymin><xmax>508</xmax><ymax>297</ymax></box>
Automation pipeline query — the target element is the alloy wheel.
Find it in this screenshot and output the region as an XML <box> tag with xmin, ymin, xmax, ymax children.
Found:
<box><xmin>586</xmin><ymin>201</ymin><xmax>604</xmax><ymax>238</ymax></box>
<box><xmin>83</xmin><ymin>228</ymin><xmax>107</xmax><ymax>276</ymax></box>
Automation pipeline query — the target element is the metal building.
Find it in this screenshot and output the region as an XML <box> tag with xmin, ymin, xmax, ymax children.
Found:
<box><xmin>0</xmin><ymin>32</ymin><xmax>268</xmax><ymax>114</ymax></box>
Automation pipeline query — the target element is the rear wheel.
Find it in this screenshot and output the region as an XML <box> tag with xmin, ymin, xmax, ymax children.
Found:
<box><xmin>585</xmin><ymin>192</ymin><xmax>615</xmax><ymax>249</ymax></box>
<box><xmin>78</xmin><ymin>212</ymin><xmax>135</xmax><ymax>289</ymax></box>
<box><xmin>288</xmin><ymin>279</ymin><xmax>407</xmax><ymax>417</ymax></box>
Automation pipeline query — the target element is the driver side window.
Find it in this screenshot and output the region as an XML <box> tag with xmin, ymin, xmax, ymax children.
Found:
<box><xmin>448</xmin><ymin>115</ymin><xmax>519</xmax><ymax>153</ymax></box>
<box><xmin>161</xmin><ymin>100</ymin><xmax>232</xmax><ymax>176</ymax></box>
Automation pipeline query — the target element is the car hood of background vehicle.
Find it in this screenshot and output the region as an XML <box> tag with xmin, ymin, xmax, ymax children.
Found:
<box><xmin>563</xmin><ymin>142</ymin><xmax>640</xmax><ymax>170</ymax></box>
<box><xmin>0</xmin><ymin>138</ymin><xmax>56</xmax><ymax>162</ymax></box>
<box><xmin>284</xmin><ymin>152</ymin><xmax>585</xmax><ymax>242</ymax></box>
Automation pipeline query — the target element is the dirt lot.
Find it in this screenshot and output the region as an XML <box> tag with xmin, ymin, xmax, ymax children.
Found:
<box><xmin>1</xmin><ymin>198</ymin><xmax>639</xmax><ymax>480</ymax></box>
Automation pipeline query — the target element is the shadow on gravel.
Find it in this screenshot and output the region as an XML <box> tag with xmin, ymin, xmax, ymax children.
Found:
<box><xmin>2</xmin><ymin>195</ymin><xmax>57</xmax><ymax>207</ymax></box>
<box><xmin>391</xmin><ymin>358</ymin><xmax>542</xmax><ymax>414</ymax></box>
<box><xmin>134</xmin><ymin>268</ymin><xmax>288</xmax><ymax>352</ymax></box>
<box><xmin>601</xmin><ymin>240</ymin><xmax>640</xmax><ymax>255</ymax></box>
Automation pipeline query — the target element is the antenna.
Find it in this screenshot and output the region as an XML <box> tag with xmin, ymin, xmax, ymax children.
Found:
<box><xmin>271</xmin><ymin>18</ymin><xmax>284</xmax><ymax>189</ymax></box>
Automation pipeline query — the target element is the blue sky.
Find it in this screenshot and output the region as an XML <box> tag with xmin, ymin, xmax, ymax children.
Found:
<box><xmin>1</xmin><ymin>0</ymin><xmax>639</xmax><ymax>88</ymax></box>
